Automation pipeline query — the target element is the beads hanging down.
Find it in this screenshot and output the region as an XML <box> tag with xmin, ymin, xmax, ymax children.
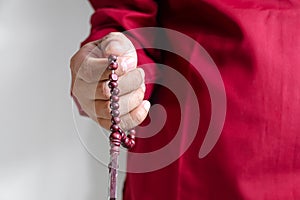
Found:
<box><xmin>107</xmin><ymin>55</ymin><xmax>136</xmax><ymax>200</ymax></box>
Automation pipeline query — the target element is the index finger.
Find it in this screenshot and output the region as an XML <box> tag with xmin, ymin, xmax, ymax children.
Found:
<box><xmin>78</xmin><ymin>55</ymin><xmax>137</xmax><ymax>83</ymax></box>
<box><xmin>75</xmin><ymin>35</ymin><xmax>137</xmax><ymax>82</ymax></box>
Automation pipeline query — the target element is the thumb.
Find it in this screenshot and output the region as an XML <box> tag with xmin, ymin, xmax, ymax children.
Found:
<box><xmin>99</xmin><ymin>32</ymin><xmax>137</xmax><ymax>73</ymax></box>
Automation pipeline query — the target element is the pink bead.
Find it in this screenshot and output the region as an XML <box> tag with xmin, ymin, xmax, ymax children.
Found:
<box><xmin>127</xmin><ymin>139</ymin><xmax>135</xmax><ymax>149</ymax></box>
<box><xmin>110</xmin><ymin>88</ymin><xmax>120</xmax><ymax>95</ymax></box>
<box><xmin>110</xmin><ymin>132</ymin><xmax>121</xmax><ymax>140</ymax></box>
<box><xmin>110</xmin><ymin>95</ymin><xmax>119</xmax><ymax>102</ymax></box>
<box><xmin>109</xmin><ymin>73</ymin><xmax>118</xmax><ymax>82</ymax></box>
<box><xmin>128</xmin><ymin>129</ymin><xmax>136</xmax><ymax>135</ymax></box>
<box><xmin>123</xmin><ymin>137</ymin><xmax>130</xmax><ymax>144</ymax></box>
<box><xmin>122</xmin><ymin>137</ymin><xmax>130</xmax><ymax>148</ymax></box>
<box><xmin>108</xmin><ymin>81</ymin><xmax>118</xmax><ymax>88</ymax></box>
<box><xmin>110</xmin><ymin>124</ymin><xmax>119</xmax><ymax>132</ymax></box>
<box><xmin>111</xmin><ymin>110</ymin><xmax>120</xmax><ymax>117</ymax></box>
<box><xmin>127</xmin><ymin>134</ymin><xmax>135</xmax><ymax>140</ymax></box>
<box><xmin>108</xmin><ymin>62</ymin><xmax>118</xmax><ymax>70</ymax></box>
<box><xmin>108</xmin><ymin>55</ymin><xmax>117</xmax><ymax>63</ymax></box>
<box><xmin>122</xmin><ymin>137</ymin><xmax>135</xmax><ymax>149</ymax></box>
<box><xmin>109</xmin><ymin>132</ymin><xmax>122</xmax><ymax>146</ymax></box>
<box><xmin>110</xmin><ymin>102</ymin><xmax>119</xmax><ymax>110</ymax></box>
<box><xmin>111</xmin><ymin>117</ymin><xmax>120</xmax><ymax>124</ymax></box>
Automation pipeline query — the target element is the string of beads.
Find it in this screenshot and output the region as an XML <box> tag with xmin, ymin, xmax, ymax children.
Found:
<box><xmin>107</xmin><ymin>55</ymin><xmax>136</xmax><ymax>149</ymax></box>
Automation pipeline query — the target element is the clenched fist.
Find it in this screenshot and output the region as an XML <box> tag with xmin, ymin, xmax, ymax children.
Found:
<box><xmin>70</xmin><ymin>32</ymin><xmax>150</xmax><ymax>131</ymax></box>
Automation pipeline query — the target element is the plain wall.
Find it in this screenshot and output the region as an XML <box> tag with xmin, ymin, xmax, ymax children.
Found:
<box><xmin>0</xmin><ymin>1</ymin><xmax>126</xmax><ymax>199</ymax></box>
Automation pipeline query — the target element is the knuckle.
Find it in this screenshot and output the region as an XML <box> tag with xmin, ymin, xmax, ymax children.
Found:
<box><xmin>70</xmin><ymin>56</ymin><xmax>76</xmax><ymax>69</ymax></box>
<box><xmin>71</xmin><ymin>84</ymin><xmax>79</xmax><ymax>98</ymax></box>
<box><xmin>70</xmin><ymin>51</ymin><xmax>81</xmax><ymax>65</ymax></box>
<box><xmin>70</xmin><ymin>50</ymin><xmax>86</xmax><ymax>72</ymax></box>
<box><xmin>72</xmin><ymin>81</ymin><xmax>84</xmax><ymax>99</ymax></box>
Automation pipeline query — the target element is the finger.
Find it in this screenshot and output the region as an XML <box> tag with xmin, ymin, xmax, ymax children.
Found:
<box><xmin>119</xmin><ymin>100</ymin><xmax>151</xmax><ymax>130</ymax></box>
<box><xmin>94</xmin><ymin>86</ymin><xmax>145</xmax><ymax>119</ymax></box>
<box><xmin>71</xmin><ymin>32</ymin><xmax>137</xmax><ymax>83</ymax></box>
<box><xmin>83</xmin><ymin>32</ymin><xmax>137</xmax><ymax>82</ymax></box>
<box><xmin>79</xmin><ymin>68</ymin><xmax>145</xmax><ymax>100</ymax></box>
<box><xmin>97</xmin><ymin>100</ymin><xmax>151</xmax><ymax>131</ymax></box>
<box><xmin>70</xmin><ymin>42</ymin><xmax>101</xmax><ymax>73</ymax></box>
<box><xmin>118</xmin><ymin>68</ymin><xmax>145</xmax><ymax>96</ymax></box>
<box><xmin>76</xmin><ymin>55</ymin><xmax>137</xmax><ymax>83</ymax></box>
<box><xmin>97</xmin><ymin>32</ymin><xmax>136</xmax><ymax>59</ymax></box>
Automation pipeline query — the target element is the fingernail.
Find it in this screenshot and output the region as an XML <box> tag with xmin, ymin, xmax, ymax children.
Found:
<box><xmin>143</xmin><ymin>100</ymin><xmax>151</xmax><ymax>111</ymax></box>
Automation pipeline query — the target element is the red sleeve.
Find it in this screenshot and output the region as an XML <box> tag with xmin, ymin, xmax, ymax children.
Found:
<box><xmin>82</xmin><ymin>0</ymin><xmax>160</xmax><ymax>100</ymax></box>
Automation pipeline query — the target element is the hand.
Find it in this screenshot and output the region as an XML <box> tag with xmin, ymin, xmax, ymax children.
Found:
<box><xmin>70</xmin><ymin>32</ymin><xmax>150</xmax><ymax>131</ymax></box>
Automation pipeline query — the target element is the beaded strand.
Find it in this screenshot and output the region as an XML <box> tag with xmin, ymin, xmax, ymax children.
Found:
<box><xmin>107</xmin><ymin>55</ymin><xmax>136</xmax><ymax>200</ymax></box>
<box><xmin>107</xmin><ymin>54</ymin><xmax>136</xmax><ymax>149</ymax></box>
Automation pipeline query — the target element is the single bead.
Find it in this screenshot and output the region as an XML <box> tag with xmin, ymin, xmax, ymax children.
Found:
<box><xmin>110</xmin><ymin>88</ymin><xmax>120</xmax><ymax>95</ymax></box>
<box><xmin>108</xmin><ymin>55</ymin><xmax>117</xmax><ymax>63</ymax></box>
<box><xmin>127</xmin><ymin>134</ymin><xmax>135</xmax><ymax>140</ymax></box>
<box><xmin>110</xmin><ymin>102</ymin><xmax>119</xmax><ymax>110</ymax></box>
<box><xmin>109</xmin><ymin>132</ymin><xmax>122</xmax><ymax>140</ymax></box>
<box><xmin>111</xmin><ymin>110</ymin><xmax>120</xmax><ymax>117</ymax></box>
<box><xmin>110</xmin><ymin>124</ymin><xmax>119</xmax><ymax>132</ymax></box>
<box><xmin>109</xmin><ymin>132</ymin><xmax>122</xmax><ymax>146</ymax></box>
<box><xmin>108</xmin><ymin>62</ymin><xmax>118</xmax><ymax>70</ymax></box>
<box><xmin>109</xmin><ymin>73</ymin><xmax>118</xmax><ymax>82</ymax></box>
<box><xmin>108</xmin><ymin>81</ymin><xmax>118</xmax><ymax>89</ymax></box>
<box><xmin>122</xmin><ymin>137</ymin><xmax>130</xmax><ymax>147</ymax></box>
<box><xmin>110</xmin><ymin>95</ymin><xmax>119</xmax><ymax>102</ymax></box>
<box><xmin>123</xmin><ymin>138</ymin><xmax>135</xmax><ymax>149</ymax></box>
<box><xmin>127</xmin><ymin>139</ymin><xmax>135</xmax><ymax>149</ymax></box>
<box><xmin>128</xmin><ymin>129</ymin><xmax>136</xmax><ymax>136</ymax></box>
<box><xmin>111</xmin><ymin>117</ymin><xmax>121</xmax><ymax>124</ymax></box>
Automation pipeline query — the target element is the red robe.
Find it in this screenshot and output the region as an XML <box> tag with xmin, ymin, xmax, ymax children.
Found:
<box><xmin>83</xmin><ymin>0</ymin><xmax>300</xmax><ymax>199</ymax></box>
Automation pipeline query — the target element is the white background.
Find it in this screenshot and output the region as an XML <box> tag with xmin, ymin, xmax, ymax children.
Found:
<box><xmin>0</xmin><ymin>1</ymin><xmax>125</xmax><ymax>199</ymax></box>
